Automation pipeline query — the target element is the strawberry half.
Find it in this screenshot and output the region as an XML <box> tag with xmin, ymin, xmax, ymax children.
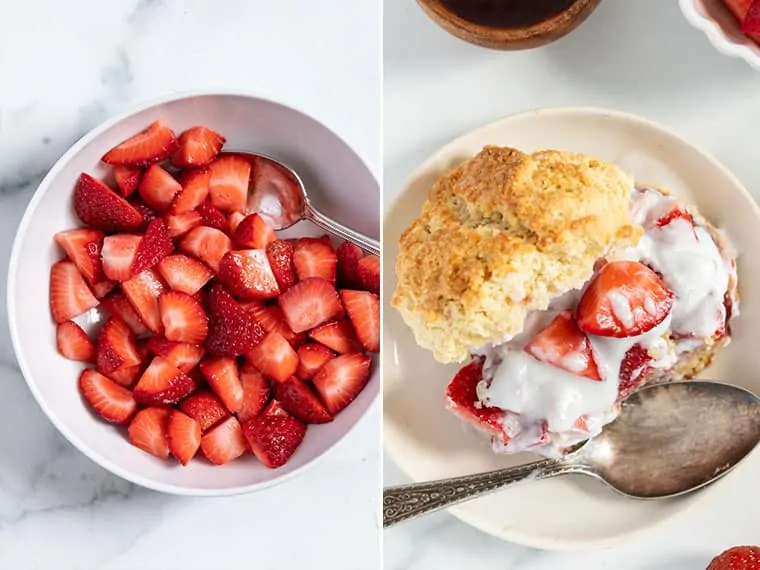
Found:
<box><xmin>164</xmin><ymin>210</ymin><xmax>203</xmax><ymax>239</ymax></box>
<box><xmin>54</xmin><ymin>228</ymin><xmax>104</xmax><ymax>285</ymax></box>
<box><xmin>102</xmin><ymin>120</ymin><xmax>178</xmax><ymax>166</ymax></box>
<box><xmin>128</xmin><ymin>407</ymin><xmax>171</xmax><ymax>459</ymax></box>
<box><xmin>100</xmin><ymin>292</ymin><xmax>150</xmax><ymax>336</ymax></box>
<box><xmin>159</xmin><ymin>291</ymin><xmax>209</xmax><ymax>344</ymax></box>
<box><xmin>132</xmin><ymin>218</ymin><xmax>174</xmax><ymax>274</ymax></box>
<box><xmin>446</xmin><ymin>360</ymin><xmax>509</xmax><ymax>443</ymax></box>
<box><xmin>172</xmin><ymin>126</ymin><xmax>226</xmax><ymax>168</ymax></box>
<box><xmin>233</xmin><ymin>213</ymin><xmax>275</xmax><ymax>249</ymax></box>
<box><xmin>218</xmin><ymin>250</ymin><xmax>280</xmax><ymax>300</ymax></box>
<box><xmin>247</xmin><ymin>331</ymin><xmax>299</xmax><ymax>383</ymax></box>
<box><xmin>238</xmin><ymin>362</ymin><xmax>271</xmax><ymax>423</ymax></box>
<box><xmin>146</xmin><ymin>337</ymin><xmax>205</xmax><ymax>373</ymax></box>
<box><xmin>337</xmin><ymin>242</ymin><xmax>365</xmax><ymax>289</ymax></box>
<box><xmin>340</xmin><ymin>290</ymin><xmax>380</xmax><ymax>352</ymax></box>
<box><xmin>296</xmin><ymin>343</ymin><xmax>335</xmax><ymax>380</ymax></box>
<box><xmin>242</xmin><ymin>412</ymin><xmax>306</xmax><ymax>469</ymax></box>
<box><xmin>208</xmin><ymin>155</ymin><xmax>251</xmax><ymax>213</ymax></box>
<box><xmin>243</xmin><ymin>302</ymin><xmax>304</xmax><ymax>347</ymax></box>
<box><xmin>122</xmin><ymin>268</ymin><xmax>167</xmax><ymax>334</ymax></box>
<box><xmin>49</xmin><ymin>260</ymin><xmax>99</xmax><ymax>323</ymax></box>
<box><xmin>179</xmin><ymin>226</ymin><xmax>232</xmax><ymax>273</ymax></box>
<box><xmin>138</xmin><ymin>164</ymin><xmax>182</xmax><ymax>213</ymax></box>
<box><xmin>96</xmin><ymin>317</ymin><xmax>142</xmax><ymax>376</ymax></box>
<box><xmin>293</xmin><ymin>238</ymin><xmax>337</xmax><ymax>282</ymax></box>
<box><xmin>308</xmin><ymin>319</ymin><xmax>361</xmax><ymax>354</ymax></box>
<box><xmin>101</xmin><ymin>234</ymin><xmax>141</xmax><ymax>282</ymax></box>
<box><xmin>273</xmin><ymin>376</ymin><xmax>333</xmax><ymax>424</ymax></box>
<box><xmin>277</xmin><ymin>278</ymin><xmax>344</xmax><ymax>333</ymax></box>
<box><xmin>172</xmin><ymin>168</ymin><xmax>210</xmax><ymax>213</ymax></box>
<box><xmin>73</xmin><ymin>173</ymin><xmax>143</xmax><ymax>232</ymax></box>
<box><xmin>133</xmin><ymin>356</ymin><xmax>197</xmax><ymax>406</ymax></box>
<box><xmin>79</xmin><ymin>369</ymin><xmax>137</xmax><ymax>425</ymax></box>
<box><xmin>167</xmin><ymin>409</ymin><xmax>202</xmax><ymax>466</ymax></box>
<box><xmin>617</xmin><ymin>344</ymin><xmax>652</xmax><ymax>401</ymax></box>
<box><xmin>205</xmin><ymin>285</ymin><xmax>266</xmax><ymax>357</ymax></box>
<box><xmin>179</xmin><ymin>389</ymin><xmax>229</xmax><ymax>432</ymax></box>
<box><xmin>196</xmin><ymin>199</ymin><xmax>228</xmax><ymax>232</ymax></box>
<box><xmin>156</xmin><ymin>253</ymin><xmax>214</xmax><ymax>295</ymax></box>
<box><xmin>266</xmin><ymin>239</ymin><xmax>297</xmax><ymax>292</ymax></box>
<box><xmin>56</xmin><ymin>320</ymin><xmax>95</xmax><ymax>362</ymax></box>
<box><xmin>112</xmin><ymin>165</ymin><xmax>143</xmax><ymax>197</ymax></box>
<box><xmin>357</xmin><ymin>255</ymin><xmax>379</xmax><ymax>295</ymax></box>
<box><xmin>312</xmin><ymin>352</ymin><xmax>371</xmax><ymax>415</ymax></box>
<box><xmin>200</xmin><ymin>356</ymin><xmax>244</xmax><ymax>413</ymax></box>
<box><xmin>201</xmin><ymin>416</ymin><xmax>247</xmax><ymax>465</ymax></box>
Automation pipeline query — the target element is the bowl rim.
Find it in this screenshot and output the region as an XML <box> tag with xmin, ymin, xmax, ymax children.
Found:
<box><xmin>8</xmin><ymin>89</ymin><xmax>379</xmax><ymax>496</ymax></box>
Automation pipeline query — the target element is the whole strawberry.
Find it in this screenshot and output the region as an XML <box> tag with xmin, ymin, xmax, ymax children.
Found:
<box><xmin>708</xmin><ymin>546</ymin><xmax>760</xmax><ymax>569</ymax></box>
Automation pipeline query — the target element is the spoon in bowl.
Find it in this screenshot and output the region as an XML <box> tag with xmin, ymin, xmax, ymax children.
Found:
<box><xmin>383</xmin><ymin>380</ymin><xmax>760</xmax><ymax>527</ymax></box>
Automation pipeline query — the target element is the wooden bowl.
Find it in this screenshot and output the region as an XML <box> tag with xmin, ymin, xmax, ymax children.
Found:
<box><xmin>416</xmin><ymin>0</ymin><xmax>602</xmax><ymax>50</ymax></box>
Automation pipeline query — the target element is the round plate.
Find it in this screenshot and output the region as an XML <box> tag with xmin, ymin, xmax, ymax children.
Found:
<box><xmin>382</xmin><ymin>107</ymin><xmax>760</xmax><ymax>550</ymax></box>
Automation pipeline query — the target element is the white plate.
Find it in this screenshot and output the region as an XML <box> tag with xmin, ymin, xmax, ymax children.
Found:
<box><xmin>382</xmin><ymin>107</ymin><xmax>760</xmax><ymax>550</ymax></box>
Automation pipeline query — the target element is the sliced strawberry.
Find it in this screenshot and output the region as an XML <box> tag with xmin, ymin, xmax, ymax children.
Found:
<box><xmin>196</xmin><ymin>199</ymin><xmax>228</xmax><ymax>232</ymax></box>
<box><xmin>128</xmin><ymin>407</ymin><xmax>171</xmax><ymax>459</ymax></box>
<box><xmin>138</xmin><ymin>164</ymin><xmax>182</xmax><ymax>213</ymax></box>
<box><xmin>340</xmin><ymin>290</ymin><xmax>380</xmax><ymax>353</ymax></box>
<box><xmin>524</xmin><ymin>310</ymin><xmax>600</xmax><ymax>380</ymax></box>
<box><xmin>228</xmin><ymin>211</ymin><xmax>246</xmax><ymax>234</ymax></box>
<box><xmin>132</xmin><ymin>218</ymin><xmax>174</xmax><ymax>274</ymax></box>
<box><xmin>172</xmin><ymin>126</ymin><xmax>226</xmax><ymax>168</ymax></box>
<box><xmin>247</xmin><ymin>332</ymin><xmax>299</xmax><ymax>383</ymax></box>
<box><xmin>100</xmin><ymin>292</ymin><xmax>150</xmax><ymax>336</ymax></box>
<box><xmin>156</xmin><ymin>253</ymin><xmax>214</xmax><ymax>295</ymax></box>
<box><xmin>243</xmin><ymin>302</ymin><xmax>304</xmax><ymax>347</ymax></box>
<box><xmin>128</xmin><ymin>198</ymin><xmax>160</xmax><ymax>231</ymax></box>
<box><xmin>205</xmin><ymin>284</ymin><xmax>266</xmax><ymax>357</ymax></box>
<box><xmin>49</xmin><ymin>260</ymin><xmax>99</xmax><ymax>324</ymax></box>
<box><xmin>96</xmin><ymin>317</ymin><xmax>141</xmax><ymax>375</ymax></box>
<box><xmin>145</xmin><ymin>337</ymin><xmax>204</xmax><ymax>373</ymax></box>
<box><xmin>179</xmin><ymin>226</ymin><xmax>232</xmax><ymax>273</ymax></box>
<box><xmin>277</xmin><ymin>278</ymin><xmax>344</xmax><ymax>333</ymax></box>
<box><xmin>357</xmin><ymin>255</ymin><xmax>379</xmax><ymax>295</ymax></box>
<box><xmin>113</xmin><ymin>165</ymin><xmax>143</xmax><ymax>197</ymax></box>
<box><xmin>109</xmin><ymin>364</ymin><xmax>144</xmax><ymax>388</ymax></box>
<box><xmin>101</xmin><ymin>234</ymin><xmax>141</xmax><ymax>282</ymax></box>
<box><xmin>164</xmin><ymin>210</ymin><xmax>203</xmax><ymax>239</ymax></box>
<box><xmin>308</xmin><ymin>319</ymin><xmax>361</xmax><ymax>354</ymax></box>
<box><xmin>617</xmin><ymin>344</ymin><xmax>652</xmax><ymax>401</ymax></box>
<box><xmin>273</xmin><ymin>376</ymin><xmax>332</xmax><ymax>424</ymax></box>
<box><xmin>242</xmin><ymin>413</ymin><xmax>306</xmax><ymax>469</ymax></box>
<box><xmin>312</xmin><ymin>352</ymin><xmax>371</xmax><ymax>415</ymax></box>
<box><xmin>296</xmin><ymin>343</ymin><xmax>335</xmax><ymax>380</ymax></box>
<box><xmin>56</xmin><ymin>320</ymin><xmax>95</xmax><ymax>362</ymax></box>
<box><xmin>79</xmin><ymin>369</ymin><xmax>137</xmax><ymax>425</ymax></box>
<box><xmin>218</xmin><ymin>250</ymin><xmax>280</xmax><ymax>300</ymax></box>
<box><xmin>91</xmin><ymin>280</ymin><xmax>117</xmax><ymax>299</ymax></box>
<box><xmin>73</xmin><ymin>173</ymin><xmax>143</xmax><ymax>232</ymax></box>
<box><xmin>54</xmin><ymin>228</ymin><xmax>104</xmax><ymax>285</ymax></box>
<box><xmin>336</xmin><ymin>242</ymin><xmax>365</xmax><ymax>289</ymax></box>
<box><xmin>102</xmin><ymin>120</ymin><xmax>178</xmax><ymax>166</ymax></box>
<box><xmin>657</xmin><ymin>207</ymin><xmax>694</xmax><ymax>228</ymax></box>
<box><xmin>262</xmin><ymin>398</ymin><xmax>289</xmax><ymax>417</ymax></box>
<box><xmin>208</xmin><ymin>155</ymin><xmax>251</xmax><ymax>213</ymax></box>
<box><xmin>167</xmin><ymin>409</ymin><xmax>202</xmax><ymax>465</ymax></box>
<box><xmin>133</xmin><ymin>356</ymin><xmax>197</xmax><ymax>406</ymax></box>
<box><xmin>238</xmin><ymin>362</ymin><xmax>271</xmax><ymax>423</ymax></box>
<box><xmin>446</xmin><ymin>360</ymin><xmax>508</xmax><ymax>442</ymax></box>
<box><xmin>576</xmin><ymin>260</ymin><xmax>675</xmax><ymax>338</ymax></box>
<box><xmin>179</xmin><ymin>389</ymin><xmax>229</xmax><ymax>432</ymax></box>
<box><xmin>158</xmin><ymin>290</ymin><xmax>209</xmax><ymax>344</ymax></box>
<box><xmin>200</xmin><ymin>356</ymin><xmax>244</xmax><ymax>413</ymax></box>
<box><xmin>233</xmin><ymin>213</ymin><xmax>275</xmax><ymax>249</ymax></box>
<box><xmin>122</xmin><ymin>268</ymin><xmax>167</xmax><ymax>334</ymax></box>
<box><xmin>293</xmin><ymin>238</ymin><xmax>337</xmax><ymax>282</ymax></box>
<box><xmin>171</xmin><ymin>168</ymin><xmax>210</xmax><ymax>213</ymax></box>
<box><xmin>201</xmin><ymin>416</ymin><xmax>247</xmax><ymax>465</ymax></box>
<box><xmin>266</xmin><ymin>239</ymin><xmax>297</xmax><ymax>292</ymax></box>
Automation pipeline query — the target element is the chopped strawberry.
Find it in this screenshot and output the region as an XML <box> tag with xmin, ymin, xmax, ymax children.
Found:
<box><xmin>576</xmin><ymin>260</ymin><xmax>674</xmax><ymax>338</ymax></box>
<box><xmin>91</xmin><ymin>280</ymin><xmax>117</xmax><ymax>299</ymax></box>
<box><xmin>233</xmin><ymin>213</ymin><xmax>275</xmax><ymax>249</ymax></box>
<box><xmin>308</xmin><ymin>319</ymin><xmax>361</xmax><ymax>354</ymax></box>
<box><xmin>196</xmin><ymin>199</ymin><xmax>228</xmax><ymax>232</ymax></box>
<box><xmin>336</xmin><ymin>242</ymin><xmax>365</xmax><ymax>289</ymax></box>
<box><xmin>200</xmin><ymin>356</ymin><xmax>244</xmax><ymax>413</ymax></box>
<box><xmin>164</xmin><ymin>210</ymin><xmax>203</xmax><ymax>239</ymax></box>
<box><xmin>218</xmin><ymin>250</ymin><xmax>280</xmax><ymax>300</ymax></box>
<box><xmin>312</xmin><ymin>352</ymin><xmax>371</xmax><ymax>415</ymax></box>
<box><xmin>296</xmin><ymin>343</ymin><xmax>335</xmax><ymax>380</ymax></box>
<box><xmin>617</xmin><ymin>344</ymin><xmax>652</xmax><ymax>401</ymax></box>
<box><xmin>204</xmin><ymin>284</ymin><xmax>266</xmax><ymax>357</ymax></box>
<box><xmin>122</xmin><ymin>268</ymin><xmax>167</xmax><ymax>334</ymax></box>
<box><xmin>208</xmin><ymin>155</ymin><xmax>251</xmax><ymax>213</ymax></box>
<box><xmin>138</xmin><ymin>164</ymin><xmax>182</xmax><ymax>213</ymax></box>
<box><xmin>109</xmin><ymin>364</ymin><xmax>144</xmax><ymax>388</ymax></box>
<box><xmin>293</xmin><ymin>238</ymin><xmax>337</xmax><ymax>282</ymax></box>
<box><xmin>167</xmin><ymin>409</ymin><xmax>202</xmax><ymax>466</ymax></box>
<box><xmin>238</xmin><ymin>362</ymin><xmax>271</xmax><ymax>423</ymax></box>
<box><xmin>201</xmin><ymin>416</ymin><xmax>247</xmax><ymax>465</ymax></box>
<box><xmin>157</xmin><ymin>290</ymin><xmax>208</xmax><ymax>344</ymax></box>
<box><xmin>133</xmin><ymin>356</ymin><xmax>197</xmax><ymax>406</ymax></box>
<box><xmin>54</xmin><ymin>228</ymin><xmax>104</xmax><ymax>285</ymax></box>
<box><xmin>156</xmin><ymin>254</ymin><xmax>213</xmax><ymax>296</ymax></box>
<box><xmin>128</xmin><ymin>198</ymin><xmax>160</xmax><ymax>231</ymax></box>
<box><xmin>707</xmin><ymin>545</ymin><xmax>760</xmax><ymax>570</ymax></box>
<box><xmin>96</xmin><ymin>317</ymin><xmax>142</xmax><ymax>375</ymax></box>
<box><xmin>79</xmin><ymin>369</ymin><xmax>137</xmax><ymax>425</ymax></box>
<box><xmin>656</xmin><ymin>207</ymin><xmax>694</xmax><ymax>228</ymax></box>
<box><xmin>524</xmin><ymin>310</ymin><xmax>600</xmax><ymax>381</ymax></box>
<box><xmin>101</xmin><ymin>234</ymin><xmax>141</xmax><ymax>282</ymax></box>
<box><xmin>446</xmin><ymin>360</ymin><xmax>509</xmax><ymax>443</ymax></box>
<box><xmin>242</xmin><ymin>412</ymin><xmax>306</xmax><ymax>469</ymax></box>
<box><xmin>112</xmin><ymin>165</ymin><xmax>143</xmax><ymax>197</ymax></box>
<box><xmin>273</xmin><ymin>376</ymin><xmax>333</xmax><ymax>424</ymax></box>
<box><xmin>242</xmin><ymin>302</ymin><xmax>304</xmax><ymax>347</ymax></box>
<box><xmin>171</xmin><ymin>168</ymin><xmax>210</xmax><ymax>213</ymax></box>
<box><xmin>247</xmin><ymin>331</ymin><xmax>299</xmax><ymax>383</ymax></box>
<box><xmin>172</xmin><ymin>126</ymin><xmax>226</xmax><ymax>168</ymax></box>
<box><xmin>179</xmin><ymin>226</ymin><xmax>232</xmax><ymax>272</ymax></box>
<box><xmin>73</xmin><ymin>173</ymin><xmax>143</xmax><ymax>232</ymax></box>
<box><xmin>357</xmin><ymin>255</ymin><xmax>380</xmax><ymax>295</ymax></box>
<box><xmin>277</xmin><ymin>278</ymin><xmax>344</xmax><ymax>333</ymax></box>
<box><xmin>56</xmin><ymin>320</ymin><xmax>95</xmax><ymax>362</ymax></box>
<box><xmin>100</xmin><ymin>292</ymin><xmax>150</xmax><ymax>336</ymax></box>
<box><xmin>145</xmin><ymin>337</ymin><xmax>204</xmax><ymax>373</ymax></box>
<box><xmin>340</xmin><ymin>290</ymin><xmax>380</xmax><ymax>353</ymax></box>
<box><xmin>228</xmin><ymin>211</ymin><xmax>246</xmax><ymax>234</ymax></box>
<box><xmin>266</xmin><ymin>239</ymin><xmax>297</xmax><ymax>292</ymax></box>
<box><xmin>262</xmin><ymin>398</ymin><xmax>289</xmax><ymax>417</ymax></box>
<box><xmin>102</xmin><ymin>120</ymin><xmax>178</xmax><ymax>166</ymax></box>
<box><xmin>49</xmin><ymin>260</ymin><xmax>99</xmax><ymax>323</ymax></box>
<box><xmin>132</xmin><ymin>218</ymin><xmax>174</xmax><ymax>274</ymax></box>
<box><xmin>128</xmin><ymin>407</ymin><xmax>171</xmax><ymax>459</ymax></box>
<box><xmin>179</xmin><ymin>389</ymin><xmax>229</xmax><ymax>432</ymax></box>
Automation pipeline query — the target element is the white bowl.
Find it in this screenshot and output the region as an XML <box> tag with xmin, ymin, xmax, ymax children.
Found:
<box><xmin>680</xmin><ymin>0</ymin><xmax>760</xmax><ymax>70</ymax></box>
<box><xmin>8</xmin><ymin>91</ymin><xmax>379</xmax><ymax>496</ymax></box>
<box><xmin>383</xmin><ymin>107</ymin><xmax>760</xmax><ymax>550</ymax></box>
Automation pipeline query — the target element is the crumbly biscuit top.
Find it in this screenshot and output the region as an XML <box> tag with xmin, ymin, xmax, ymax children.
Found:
<box><xmin>391</xmin><ymin>146</ymin><xmax>643</xmax><ymax>363</ymax></box>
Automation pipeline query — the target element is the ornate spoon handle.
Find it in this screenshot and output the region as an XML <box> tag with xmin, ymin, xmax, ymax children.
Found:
<box><xmin>305</xmin><ymin>204</ymin><xmax>380</xmax><ymax>256</ymax></box>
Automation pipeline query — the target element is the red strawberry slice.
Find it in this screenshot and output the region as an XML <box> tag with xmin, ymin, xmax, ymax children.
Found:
<box><xmin>337</xmin><ymin>242</ymin><xmax>365</xmax><ymax>289</ymax></box>
<box><xmin>158</xmin><ymin>290</ymin><xmax>209</xmax><ymax>344</ymax></box>
<box><xmin>656</xmin><ymin>207</ymin><xmax>694</xmax><ymax>228</ymax></box>
<box><xmin>132</xmin><ymin>218</ymin><xmax>174</xmax><ymax>274</ymax></box>
<box><xmin>179</xmin><ymin>226</ymin><xmax>232</xmax><ymax>272</ymax></box>
<box><xmin>228</xmin><ymin>212</ymin><xmax>245</xmax><ymax>233</ymax></box>
<box><xmin>218</xmin><ymin>250</ymin><xmax>280</xmax><ymax>300</ymax></box>
<box><xmin>242</xmin><ymin>412</ymin><xmax>306</xmax><ymax>469</ymax></box>
<box><xmin>201</xmin><ymin>416</ymin><xmax>247</xmax><ymax>465</ymax></box>
<box><xmin>238</xmin><ymin>362</ymin><xmax>271</xmax><ymax>423</ymax></box>
<box><xmin>101</xmin><ymin>234</ymin><xmax>141</xmax><ymax>282</ymax></box>
<box><xmin>56</xmin><ymin>320</ymin><xmax>95</xmax><ymax>362</ymax></box>
<box><xmin>277</xmin><ymin>278</ymin><xmax>344</xmax><ymax>333</ymax></box>
<box><xmin>96</xmin><ymin>317</ymin><xmax>142</xmax><ymax>376</ymax></box>
<box><xmin>242</xmin><ymin>302</ymin><xmax>305</xmax><ymax>347</ymax></box>
<box><xmin>167</xmin><ymin>409</ymin><xmax>202</xmax><ymax>465</ymax></box>
<box><xmin>296</xmin><ymin>343</ymin><xmax>335</xmax><ymax>380</ymax></box>
<box><xmin>179</xmin><ymin>389</ymin><xmax>229</xmax><ymax>432</ymax></box>
<box><xmin>266</xmin><ymin>239</ymin><xmax>297</xmax><ymax>292</ymax></box>
<box><xmin>138</xmin><ymin>164</ymin><xmax>182</xmax><ymax>213</ymax></box>
<box><xmin>196</xmin><ymin>199</ymin><xmax>228</xmax><ymax>232</ymax></box>
<box><xmin>308</xmin><ymin>319</ymin><xmax>361</xmax><ymax>354</ymax></box>
<box><xmin>357</xmin><ymin>255</ymin><xmax>379</xmax><ymax>295</ymax></box>
<box><xmin>122</xmin><ymin>268</ymin><xmax>167</xmax><ymax>334</ymax></box>
<box><xmin>112</xmin><ymin>165</ymin><xmax>143</xmax><ymax>197</ymax></box>
<box><xmin>171</xmin><ymin>168</ymin><xmax>210</xmax><ymax>213</ymax></box>
<box><xmin>273</xmin><ymin>376</ymin><xmax>333</xmax><ymax>424</ymax></box>
<box><xmin>73</xmin><ymin>173</ymin><xmax>143</xmax><ymax>232</ymax></box>
<box><xmin>128</xmin><ymin>198</ymin><xmax>160</xmax><ymax>232</ymax></box>
<box><xmin>100</xmin><ymin>292</ymin><xmax>150</xmax><ymax>336</ymax></box>
<box><xmin>205</xmin><ymin>284</ymin><xmax>266</xmax><ymax>357</ymax></box>
<box><xmin>340</xmin><ymin>290</ymin><xmax>380</xmax><ymax>352</ymax></box>
<box><xmin>102</xmin><ymin>120</ymin><xmax>178</xmax><ymax>166</ymax></box>
<box><xmin>54</xmin><ymin>228</ymin><xmax>104</xmax><ymax>285</ymax></box>
<box><xmin>164</xmin><ymin>210</ymin><xmax>203</xmax><ymax>239</ymax></box>
<box><xmin>293</xmin><ymin>238</ymin><xmax>337</xmax><ymax>282</ymax></box>
<box><xmin>156</xmin><ymin>253</ymin><xmax>214</xmax><ymax>295</ymax></box>
<box><xmin>617</xmin><ymin>344</ymin><xmax>652</xmax><ymax>401</ymax></box>
<box><xmin>50</xmin><ymin>260</ymin><xmax>99</xmax><ymax>323</ymax></box>
<box><xmin>247</xmin><ymin>331</ymin><xmax>299</xmax><ymax>383</ymax></box>
<box><xmin>208</xmin><ymin>155</ymin><xmax>251</xmax><ymax>213</ymax></box>
<box><xmin>524</xmin><ymin>310</ymin><xmax>601</xmax><ymax>381</ymax></box>
<box><xmin>172</xmin><ymin>126</ymin><xmax>226</xmax><ymax>168</ymax></box>
<box><xmin>576</xmin><ymin>260</ymin><xmax>675</xmax><ymax>338</ymax></box>
<box><xmin>79</xmin><ymin>369</ymin><xmax>137</xmax><ymax>425</ymax></box>
<box><xmin>108</xmin><ymin>365</ymin><xmax>143</xmax><ymax>389</ymax></box>
<box><xmin>446</xmin><ymin>360</ymin><xmax>509</xmax><ymax>442</ymax></box>
<box><xmin>312</xmin><ymin>352</ymin><xmax>371</xmax><ymax>415</ymax></box>
<box><xmin>145</xmin><ymin>337</ymin><xmax>204</xmax><ymax>373</ymax></box>
<box><xmin>91</xmin><ymin>280</ymin><xmax>117</xmax><ymax>299</ymax></box>
<box><xmin>200</xmin><ymin>356</ymin><xmax>244</xmax><ymax>413</ymax></box>
<box><xmin>128</xmin><ymin>407</ymin><xmax>171</xmax><ymax>459</ymax></box>
<box><xmin>262</xmin><ymin>398</ymin><xmax>289</xmax><ymax>417</ymax></box>
<box><xmin>133</xmin><ymin>356</ymin><xmax>197</xmax><ymax>406</ymax></box>
<box><xmin>233</xmin><ymin>213</ymin><xmax>275</xmax><ymax>249</ymax></box>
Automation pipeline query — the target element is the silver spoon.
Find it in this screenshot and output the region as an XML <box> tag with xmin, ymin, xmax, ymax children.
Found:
<box><xmin>384</xmin><ymin>381</ymin><xmax>760</xmax><ymax>528</ymax></box>
<box><xmin>234</xmin><ymin>152</ymin><xmax>379</xmax><ymax>256</ymax></box>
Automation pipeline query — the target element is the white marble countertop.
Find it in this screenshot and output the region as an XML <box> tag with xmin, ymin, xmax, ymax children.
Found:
<box><xmin>0</xmin><ymin>1</ymin><xmax>380</xmax><ymax>569</ymax></box>
<box><xmin>384</xmin><ymin>0</ymin><xmax>760</xmax><ymax>568</ymax></box>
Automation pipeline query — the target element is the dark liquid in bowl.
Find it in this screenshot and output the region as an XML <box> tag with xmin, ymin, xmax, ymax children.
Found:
<box><xmin>438</xmin><ymin>0</ymin><xmax>577</xmax><ymax>28</ymax></box>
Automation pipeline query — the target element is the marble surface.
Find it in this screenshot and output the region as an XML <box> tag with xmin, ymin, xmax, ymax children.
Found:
<box><xmin>0</xmin><ymin>1</ymin><xmax>380</xmax><ymax>569</ymax></box>
<box><xmin>384</xmin><ymin>0</ymin><xmax>760</xmax><ymax>568</ymax></box>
